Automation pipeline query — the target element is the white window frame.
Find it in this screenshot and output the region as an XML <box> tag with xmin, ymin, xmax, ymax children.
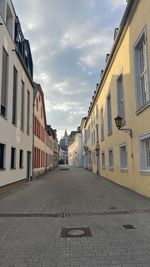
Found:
<box><xmin>133</xmin><ymin>28</ymin><xmax>150</xmax><ymax>111</ymax></box>
<box><xmin>117</xmin><ymin>74</ymin><xmax>125</xmax><ymax>122</ymax></box>
<box><xmin>139</xmin><ymin>133</ymin><xmax>150</xmax><ymax>173</ymax></box>
<box><xmin>101</xmin><ymin>108</ymin><xmax>104</xmax><ymax>141</ymax></box>
<box><xmin>107</xmin><ymin>93</ymin><xmax>112</xmax><ymax>135</ymax></box>
<box><xmin>108</xmin><ymin>148</ymin><xmax>113</xmax><ymax>170</ymax></box>
<box><xmin>120</xmin><ymin>144</ymin><xmax>128</xmax><ymax>170</ymax></box>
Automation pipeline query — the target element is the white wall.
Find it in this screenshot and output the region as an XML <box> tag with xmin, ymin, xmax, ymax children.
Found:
<box><xmin>0</xmin><ymin>3</ymin><xmax>33</xmax><ymax>187</ymax></box>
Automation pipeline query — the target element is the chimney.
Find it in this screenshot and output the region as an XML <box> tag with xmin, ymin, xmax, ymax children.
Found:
<box><xmin>100</xmin><ymin>70</ymin><xmax>104</xmax><ymax>78</ymax></box>
<box><xmin>106</xmin><ymin>53</ymin><xmax>110</xmax><ymax>63</ymax></box>
<box><xmin>114</xmin><ymin>28</ymin><xmax>119</xmax><ymax>40</ymax></box>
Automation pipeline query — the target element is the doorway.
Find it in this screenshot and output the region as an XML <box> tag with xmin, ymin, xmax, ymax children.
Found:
<box><xmin>27</xmin><ymin>151</ymin><xmax>31</xmax><ymax>181</ymax></box>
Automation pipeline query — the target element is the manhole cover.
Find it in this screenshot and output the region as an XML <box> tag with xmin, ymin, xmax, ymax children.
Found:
<box><xmin>123</xmin><ymin>224</ymin><xmax>136</xmax><ymax>230</ymax></box>
<box><xmin>60</xmin><ymin>227</ymin><xmax>92</xmax><ymax>238</ymax></box>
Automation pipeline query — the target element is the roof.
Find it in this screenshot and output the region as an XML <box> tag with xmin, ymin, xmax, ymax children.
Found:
<box><xmin>33</xmin><ymin>82</ymin><xmax>47</xmax><ymax>129</ymax></box>
<box><xmin>85</xmin><ymin>0</ymin><xmax>138</xmax><ymax>127</ymax></box>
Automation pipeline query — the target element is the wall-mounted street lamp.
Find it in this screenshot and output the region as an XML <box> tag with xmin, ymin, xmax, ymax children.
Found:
<box><xmin>114</xmin><ymin>115</ymin><xmax>132</xmax><ymax>138</ymax></box>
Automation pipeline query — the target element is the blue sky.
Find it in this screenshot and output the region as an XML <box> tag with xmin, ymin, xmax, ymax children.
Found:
<box><xmin>13</xmin><ymin>0</ymin><xmax>126</xmax><ymax>139</ymax></box>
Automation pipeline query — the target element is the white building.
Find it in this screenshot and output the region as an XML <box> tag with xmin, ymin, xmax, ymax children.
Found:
<box><xmin>0</xmin><ymin>0</ymin><xmax>33</xmax><ymax>188</ymax></box>
<box><xmin>68</xmin><ymin>132</ymin><xmax>82</xmax><ymax>167</ymax></box>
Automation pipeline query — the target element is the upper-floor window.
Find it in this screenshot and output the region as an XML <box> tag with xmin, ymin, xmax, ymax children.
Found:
<box><xmin>96</xmin><ymin>125</ymin><xmax>99</xmax><ymax>143</ymax></box>
<box><xmin>107</xmin><ymin>94</ymin><xmax>112</xmax><ymax>135</ymax></box>
<box><xmin>1</xmin><ymin>48</ymin><xmax>8</xmax><ymax>118</ymax></box>
<box><xmin>36</xmin><ymin>97</ymin><xmax>38</xmax><ymax>111</ymax></box>
<box><xmin>134</xmin><ymin>29</ymin><xmax>149</xmax><ymax>110</ymax></box>
<box><xmin>12</xmin><ymin>67</ymin><xmax>18</xmax><ymax>125</ymax></box>
<box><xmin>20</xmin><ymin>81</ymin><xmax>25</xmax><ymax>131</ymax></box>
<box><xmin>27</xmin><ymin>90</ymin><xmax>30</xmax><ymax>135</ymax></box>
<box><xmin>101</xmin><ymin>108</ymin><xmax>104</xmax><ymax>141</ymax></box>
<box><xmin>117</xmin><ymin>74</ymin><xmax>125</xmax><ymax>122</ymax></box>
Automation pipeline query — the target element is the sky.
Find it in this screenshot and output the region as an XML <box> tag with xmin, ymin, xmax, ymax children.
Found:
<box><xmin>13</xmin><ymin>0</ymin><xmax>127</xmax><ymax>140</ymax></box>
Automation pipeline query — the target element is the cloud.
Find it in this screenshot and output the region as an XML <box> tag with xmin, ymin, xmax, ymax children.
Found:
<box><xmin>13</xmin><ymin>0</ymin><xmax>126</xmax><ymax>138</ymax></box>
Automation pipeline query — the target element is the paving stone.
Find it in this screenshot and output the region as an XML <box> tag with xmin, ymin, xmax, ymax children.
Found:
<box><xmin>0</xmin><ymin>168</ymin><xmax>150</xmax><ymax>266</ymax></box>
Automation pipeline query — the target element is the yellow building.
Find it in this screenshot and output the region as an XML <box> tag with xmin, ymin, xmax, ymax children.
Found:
<box><xmin>84</xmin><ymin>0</ymin><xmax>150</xmax><ymax>197</ymax></box>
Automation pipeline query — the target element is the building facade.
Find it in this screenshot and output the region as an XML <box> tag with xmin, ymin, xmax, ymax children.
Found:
<box><xmin>0</xmin><ymin>0</ymin><xmax>33</xmax><ymax>188</ymax></box>
<box><xmin>68</xmin><ymin>131</ymin><xmax>82</xmax><ymax>167</ymax></box>
<box><xmin>33</xmin><ymin>83</ymin><xmax>54</xmax><ymax>177</ymax></box>
<box><xmin>84</xmin><ymin>0</ymin><xmax>150</xmax><ymax>197</ymax></box>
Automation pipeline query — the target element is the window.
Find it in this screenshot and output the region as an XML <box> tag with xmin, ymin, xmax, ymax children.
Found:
<box><xmin>11</xmin><ymin>147</ymin><xmax>16</xmax><ymax>169</ymax></box>
<box><xmin>117</xmin><ymin>74</ymin><xmax>125</xmax><ymax>121</ymax></box>
<box><xmin>96</xmin><ymin>104</ymin><xmax>98</xmax><ymax>120</ymax></box>
<box><xmin>102</xmin><ymin>152</ymin><xmax>105</xmax><ymax>169</ymax></box>
<box><xmin>27</xmin><ymin>90</ymin><xmax>30</xmax><ymax>135</ymax></box>
<box><xmin>12</xmin><ymin>67</ymin><xmax>18</xmax><ymax>125</ymax></box>
<box><xmin>19</xmin><ymin>150</ymin><xmax>23</xmax><ymax>168</ymax></box>
<box><xmin>120</xmin><ymin>144</ymin><xmax>127</xmax><ymax>170</ymax></box>
<box><xmin>0</xmin><ymin>143</ymin><xmax>5</xmax><ymax>169</ymax></box>
<box><xmin>107</xmin><ymin>94</ymin><xmax>112</xmax><ymax>135</ymax></box>
<box><xmin>21</xmin><ymin>81</ymin><xmax>25</xmax><ymax>130</ymax></box>
<box><xmin>101</xmin><ymin>108</ymin><xmax>104</xmax><ymax>141</ymax></box>
<box><xmin>36</xmin><ymin>97</ymin><xmax>38</xmax><ymax>111</ymax></box>
<box><xmin>134</xmin><ymin>30</ymin><xmax>149</xmax><ymax>109</ymax></box>
<box><xmin>108</xmin><ymin>149</ymin><xmax>113</xmax><ymax>169</ymax></box>
<box><xmin>1</xmin><ymin>48</ymin><xmax>8</xmax><ymax>117</ymax></box>
<box><xmin>96</xmin><ymin>125</ymin><xmax>99</xmax><ymax>143</ymax></box>
<box><xmin>140</xmin><ymin>134</ymin><xmax>150</xmax><ymax>172</ymax></box>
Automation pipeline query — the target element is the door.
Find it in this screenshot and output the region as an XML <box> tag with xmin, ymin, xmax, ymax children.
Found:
<box><xmin>27</xmin><ymin>151</ymin><xmax>31</xmax><ymax>181</ymax></box>
<box><xmin>97</xmin><ymin>152</ymin><xmax>100</xmax><ymax>175</ymax></box>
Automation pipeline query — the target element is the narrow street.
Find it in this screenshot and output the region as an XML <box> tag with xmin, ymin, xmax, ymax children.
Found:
<box><xmin>0</xmin><ymin>168</ymin><xmax>150</xmax><ymax>267</ymax></box>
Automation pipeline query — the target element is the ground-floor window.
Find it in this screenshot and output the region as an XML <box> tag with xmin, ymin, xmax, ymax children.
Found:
<box><xmin>139</xmin><ymin>134</ymin><xmax>150</xmax><ymax>172</ymax></box>
<box><xmin>0</xmin><ymin>143</ymin><xmax>5</xmax><ymax>169</ymax></box>
<box><xmin>120</xmin><ymin>144</ymin><xmax>127</xmax><ymax>170</ymax></box>
<box><xmin>11</xmin><ymin>147</ymin><xmax>16</xmax><ymax>169</ymax></box>
<box><xmin>102</xmin><ymin>152</ymin><xmax>105</xmax><ymax>169</ymax></box>
<box><xmin>108</xmin><ymin>148</ymin><xmax>113</xmax><ymax>169</ymax></box>
<box><xmin>19</xmin><ymin>150</ymin><xmax>23</xmax><ymax>169</ymax></box>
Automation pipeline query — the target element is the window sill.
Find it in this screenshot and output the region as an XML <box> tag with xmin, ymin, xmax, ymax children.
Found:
<box><xmin>140</xmin><ymin>169</ymin><xmax>150</xmax><ymax>175</ymax></box>
<box><xmin>19</xmin><ymin>167</ymin><xmax>24</xmax><ymax>169</ymax></box>
<box><xmin>136</xmin><ymin>102</ymin><xmax>150</xmax><ymax>115</ymax></box>
<box><xmin>11</xmin><ymin>168</ymin><xmax>16</xmax><ymax>170</ymax></box>
<box><xmin>109</xmin><ymin>167</ymin><xmax>114</xmax><ymax>171</ymax></box>
<box><xmin>120</xmin><ymin>168</ymin><xmax>128</xmax><ymax>172</ymax></box>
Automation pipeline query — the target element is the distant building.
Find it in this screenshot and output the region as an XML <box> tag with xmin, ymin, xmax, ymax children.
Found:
<box><xmin>59</xmin><ymin>130</ymin><xmax>78</xmax><ymax>163</ymax></box>
<box><xmin>68</xmin><ymin>130</ymin><xmax>82</xmax><ymax>167</ymax></box>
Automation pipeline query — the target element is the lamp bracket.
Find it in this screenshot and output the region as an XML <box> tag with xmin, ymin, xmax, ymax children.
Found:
<box><xmin>120</xmin><ymin>128</ymin><xmax>132</xmax><ymax>138</ymax></box>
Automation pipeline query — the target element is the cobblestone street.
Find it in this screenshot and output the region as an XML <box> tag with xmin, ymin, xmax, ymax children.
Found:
<box><xmin>0</xmin><ymin>168</ymin><xmax>150</xmax><ymax>267</ymax></box>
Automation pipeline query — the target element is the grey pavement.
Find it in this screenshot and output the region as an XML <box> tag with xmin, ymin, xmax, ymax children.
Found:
<box><xmin>0</xmin><ymin>167</ymin><xmax>150</xmax><ymax>267</ymax></box>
